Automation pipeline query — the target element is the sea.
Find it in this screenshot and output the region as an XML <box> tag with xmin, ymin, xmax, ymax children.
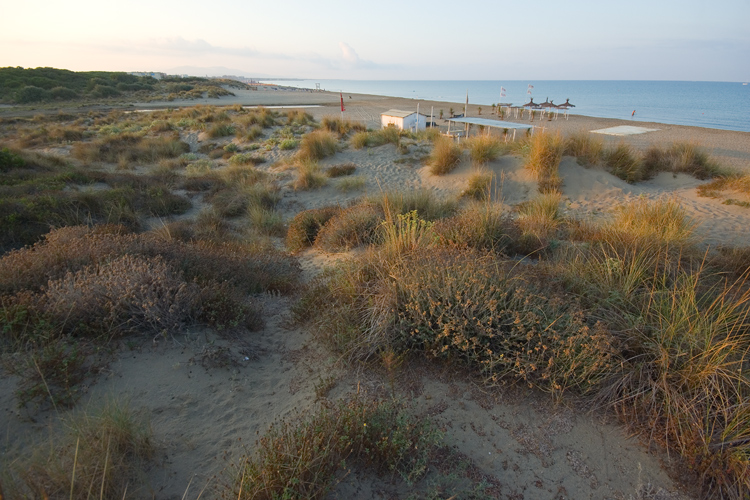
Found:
<box><xmin>260</xmin><ymin>80</ymin><xmax>750</xmax><ymax>133</ymax></box>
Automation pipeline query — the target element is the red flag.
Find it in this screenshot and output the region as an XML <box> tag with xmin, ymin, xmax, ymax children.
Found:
<box><xmin>340</xmin><ymin>92</ymin><xmax>345</xmax><ymax>112</ymax></box>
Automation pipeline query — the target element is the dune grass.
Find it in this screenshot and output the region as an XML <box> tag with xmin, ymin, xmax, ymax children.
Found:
<box><xmin>320</xmin><ymin>116</ymin><xmax>367</xmax><ymax>137</ymax></box>
<box><xmin>564</xmin><ymin>130</ymin><xmax>604</xmax><ymax>166</ymax></box>
<box><xmin>236</xmin><ymin>396</ymin><xmax>441</xmax><ymax>499</ymax></box>
<box><xmin>5</xmin><ymin>399</ymin><xmax>154</xmax><ymax>499</ymax></box>
<box><xmin>297</xmin><ymin>130</ymin><xmax>338</xmax><ymax>162</ymax></box>
<box><xmin>294</xmin><ymin>161</ymin><xmax>328</xmax><ymax>190</ymax></box>
<box><xmin>465</xmin><ymin>135</ymin><xmax>503</xmax><ymax>165</ymax></box>
<box><xmin>428</xmin><ymin>136</ymin><xmax>462</xmax><ymax>175</ymax></box>
<box><xmin>462</xmin><ymin>169</ymin><xmax>494</xmax><ymax>200</ymax></box>
<box><xmin>525</xmin><ymin>131</ymin><xmax>564</xmax><ymax>193</ymax></box>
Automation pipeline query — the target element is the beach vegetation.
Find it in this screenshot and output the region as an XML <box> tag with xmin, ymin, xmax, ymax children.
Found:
<box><xmin>4</xmin><ymin>399</ymin><xmax>154</xmax><ymax>499</ymax></box>
<box><xmin>524</xmin><ymin>131</ymin><xmax>564</xmax><ymax>193</ymax></box>
<box><xmin>294</xmin><ymin>160</ymin><xmax>328</xmax><ymax>190</ymax></box>
<box><xmin>297</xmin><ymin>130</ymin><xmax>338</xmax><ymax>161</ymax></box>
<box><xmin>321</xmin><ymin>116</ymin><xmax>367</xmax><ymax>137</ymax></box>
<box><xmin>336</xmin><ymin>175</ymin><xmax>366</xmax><ymax>192</ymax></box>
<box><xmin>314</xmin><ymin>202</ymin><xmax>384</xmax><ymax>252</ymax></box>
<box><xmin>286</xmin><ymin>206</ymin><xmax>343</xmax><ymax>252</ymax></box>
<box><xmin>604</xmin><ymin>142</ymin><xmax>645</xmax><ymax>182</ymax></box>
<box><xmin>326</xmin><ymin>162</ymin><xmax>356</xmax><ymax>177</ymax></box>
<box><xmin>643</xmin><ymin>142</ymin><xmax>721</xmax><ymax>179</ymax></box>
<box><xmin>461</xmin><ymin>169</ymin><xmax>494</xmax><ymax>200</ymax></box>
<box><xmin>564</xmin><ymin>130</ymin><xmax>604</xmax><ymax>166</ymax></box>
<box><xmin>465</xmin><ymin>135</ymin><xmax>503</xmax><ymax>165</ymax></box>
<box><xmin>428</xmin><ymin>136</ymin><xmax>462</xmax><ymax>175</ymax></box>
<box><xmin>235</xmin><ymin>395</ymin><xmax>441</xmax><ymax>499</ymax></box>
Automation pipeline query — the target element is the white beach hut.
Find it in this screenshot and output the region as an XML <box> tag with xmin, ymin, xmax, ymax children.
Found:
<box><xmin>380</xmin><ymin>109</ymin><xmax>426</xmax><ymax>131</ymax></box>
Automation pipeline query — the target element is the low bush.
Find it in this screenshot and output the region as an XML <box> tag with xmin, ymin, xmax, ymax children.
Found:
<box><xmin>237</xmin><ymin>396</ymin><xmax>441</xmax><ymax>499</ymax></box>
<box><xmin>294</xmin><ymin>161</ymin><xmax>328</xmax><ymax>190</ymax></box>
<box><xmin>605</xmin><ymin>143</ymin><xmax>645</xmax><ymax>182</ymax></box>
<box><xmin>465</xmin><ymin>135</ymin><xmax>503</xmax><ymax>165</ymax></box>
<box><xmin>525</xmin><ymin>131</ymin><xmax>564</xmax><ymax>193</ymax></box>
<box><xmin>286</xmin><ymin>206</ymin><xmax>343</xmax><ymax>252</ymax></box>
<box><xmin>461</xmin><ymin>170</ymin><xmax>493</xmax><ymax>200</ymax></box>
<box><xmin>643</xmin><ymin>142</ymin><xmax>720</xmax><ymax>180</ymax></box>
<box><xmin>314</xmin><ymin>203</ymin><xmax>384</xmax><ymax>252</ymax></box>
<box><xmin>325</xmin><ymin>163</ymin><xmax>355</xmax><ymax>178</ymax></box>
<box><xmin>321</xmin><ymin>116</ymin><xmax>366</xmax><ymax>136</ymax></box>
<box><xmin>6</xmin><ymin>399</ymin><xmax>154</xmax><ymax>499</ymax></box>
<box><xmin>428</xmin><ymin>136</ymin><xmax>462</xmax><ymax>175</ymax></box>
<box><xmin>298</xmin><ymin>130</ymin><xmax>338</xmax><ymax>161</ymax></box>
<box><xmin>565</xmin><ymin>130</ymin><xmax>604</xmax><ymax>166</ymax></box>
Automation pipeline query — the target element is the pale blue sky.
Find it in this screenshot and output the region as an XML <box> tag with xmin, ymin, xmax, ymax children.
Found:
<box><xmin>3</xmin><ymin>0</ymin><xmax>749</xmax><ymax>81</ymax></box>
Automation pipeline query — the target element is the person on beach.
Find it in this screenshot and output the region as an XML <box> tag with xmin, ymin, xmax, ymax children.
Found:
<box><xmin>632</xmin><ymin>110</ymin><xmax>636</xmax><ymax>117</ymax></box>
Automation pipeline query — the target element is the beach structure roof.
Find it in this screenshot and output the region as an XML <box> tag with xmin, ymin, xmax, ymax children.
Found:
<box><xmin>381</xmin><ymin>109</ymin><xmax>416</xmax><ymax>118</ymax></box>
<box><xmin>539</xmin><ymin>98</ymin><xmax>556</xmax><ymax>109</ymax></box>
<box><xmin>557</xmin><ymin>98</ymin><xmax>576</xmax><ymax>109</ymax></box>
<box><xmin>523</xmin><ymin>98</ymin><xmax>540</xmax><ymax>108</ymax></box>
<box><xmin>446</xmin><ymin>117</ymin><xmax>532</xmax><ymax>130</ymax></box>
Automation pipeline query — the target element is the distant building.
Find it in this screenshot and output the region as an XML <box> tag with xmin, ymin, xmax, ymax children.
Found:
<box><xmin>380</xmin><ymin>109</ymin><xmax>426</xmax><ymax>131</ymax></box>
<box><xmin>128</xmin><ymin>72</ymin><xmax>167</xmax><ymax>80</ymax></box>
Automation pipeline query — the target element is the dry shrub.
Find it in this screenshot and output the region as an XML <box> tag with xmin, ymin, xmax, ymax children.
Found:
<box><xmin>697</xmin><ymin>173</ymin><xmax>750</xmax><ymax>202</ymax></box>
<box><xmin>326</xmin><ymin>163</ymin><xmax>356</xmax><ymax>177</ymax></box>
<box><xmin>465</xmin><ymin>135</ymin><xmax>503</xmax><ymax>165</ymax></box>
<box><xmin>321</xmin><ymin>116</ymin><xmax>366</xmax><ymax>136</ymax></box>
<box><xmin>298</xmin><ymin>130</ymin><xmax>338</xmax><ymax>161</ymax></box>
<box><xmin>10</xmin><ymin>399</ymin><xmax>154</xmax><ymax>499</ymax></box>
<box><xmin>286</xmin><ymin>206</ymin><xmax>343</xmax><ymax>252</ymax></box>
<box><xmin>643</xmin><ymin>142</ymin><xmax>720</xmax><ymax>180</ymax></box>
<box><xmin>433</xmin><ymin>202</ymin><xmax>516</xmax><ymax>253</ymax></box>
<box><xmin>374</xmin><ymin>189</ymin><xmax>457</xmax><ymax>222</ymax></box>
<box><xmin>610</xmin><ymin>196</ymin><xmax>696</xmax><ymax>247</ymax></box>
<box><xmin>564</xmin><ymin>130</ymin><xmax>604</xmax><ymax>166</ymax></box>
<box><xmin>428</xmin><ymin>136</ymin><xmax>462</xmax><ymax>175</ymax></box>
<box><xmin>516</xmin><ymin>192</ymin><xmax>561</xmax><ymax>243</ymax></box>
<box><xmin>461</xmin><ymin>170</ymin><xmax>493</xmax><ymax>200</ymax></box>
<box><xmin>237</xmin><ymin>396</ymin><xmax>441</xmax><ymax>499</ymax></box>
<box><xmin>294</xmin><ymin>161</ymin><xmax>328</xmax><ymax>191</ymax></box>
<box><xmin>42</xmin><ymin>254</ymin><xmax>199</xmax><ymax>337</ymax></box>
<box><xmin>314</xmin><ymin>203</ymin><xmax>384</xmax><ymax>252</ymax></box>
<box><xmin>71</xmin><ymin>133</ymin><xmax>189</xmax><ymax>164</ymax></box>
<box><xmin>605</xmin><ymin>142</ymin><xmax>646</xmax><ymax>182</ymax></box>
<box><xmin>525</xmin><ymin>131</ymin><xmax>564</xmax><ymax>193</ymax></box>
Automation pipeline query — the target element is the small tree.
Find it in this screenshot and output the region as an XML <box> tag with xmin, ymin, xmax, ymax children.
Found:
<box><xmin>478</xmin><ymin>107</ymin><xmax>482</xmax><ymax>115</ymax></box>
<box><xmin>439</xmin><ymin>109</ymin><xmax>444</xmax><ymax>120</ymax></box>
<box><xmin>449</xmin><ymin>107</ymin><xmax>454</xmax><ymax>118</ymax></box>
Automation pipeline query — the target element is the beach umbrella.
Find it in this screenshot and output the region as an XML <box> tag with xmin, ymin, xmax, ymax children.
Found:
<box><xmin>523</xmin><ymin>98</ymin><xmax>540</xmax><ymax>109</ymax></box>
<box><xmin>557</xmin><ymin>98</ymin><xmax>575</xmax><ymax>109</ymax></box>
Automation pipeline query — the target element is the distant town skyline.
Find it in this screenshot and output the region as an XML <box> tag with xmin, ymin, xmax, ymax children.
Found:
<box><xmin>3</xmin><ymin>0</ymin><xmax>749</xmax><ymax>82</ymax></box>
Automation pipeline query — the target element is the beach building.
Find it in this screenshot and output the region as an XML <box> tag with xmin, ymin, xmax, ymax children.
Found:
<box><xmin>380</xmin><ymin>110</ymin><xmax>426</xmax><ymax>131</ymax></box>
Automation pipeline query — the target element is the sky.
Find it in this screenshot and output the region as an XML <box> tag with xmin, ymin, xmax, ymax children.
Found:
<box><xmin>3</xmin><ymin>0</ymin><xmax>749</xmax><ymax>81</ymax></box>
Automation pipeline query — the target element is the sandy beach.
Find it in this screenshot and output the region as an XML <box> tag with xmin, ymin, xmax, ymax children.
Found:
<box><xmin>4</xmin><ymin>86</ymin><xmax>750</xmax><ymax>499</ymax></box>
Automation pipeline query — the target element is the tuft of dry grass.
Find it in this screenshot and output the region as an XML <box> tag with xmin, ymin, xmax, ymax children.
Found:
<box><xmin>326</xmin><ymin>162</ymin><xmax>356</xmax><ymax>177</ymax></box>
<box><xmin>7</xmin><ymin>399</ymin><xmax>154</xmax><ymax>499</ymax></box>
<box><xmin>604</xmin><ymin>142</ymin><xmax>645</xmax><ymax>182</ymax></box>
<box><xmin>297</xmin><ymin>130</ymin><xmax>338</xmax><ymax>161</ymax></box>
<box><xmin>525</xmin><ymin>131</ymin><xmax>564</xmax><ymax>193</ymax></box>
<box><xmin>428</xmin><ymin>136</ymin><xmax>462</xmax><ymax>175</ymax></box>
<box><xmin>462</xmin><ymin>169</ymin><xmax>493</xmax><ymax>200</ymax></box>
<box><xmin>286</xmin><ymin>206</ymin><xmax>343</xmax><ymax>252</ymax></box>
<box><xmin>643</xmin><ymin>142</ymin><xmax>721</xmax><ymax>180</ymax></box>
<box><xmin>465</xmin><ymin>135</ymin><xmax>503</xmax><ymax>165</ymax></box>
<box><xmin>565</xmin><ymin>130</ymin><xmax>604</xmax><ymax>166</ymax></box>
<box><xmin>321</xmin><ymin>116</ymin><xmax>366</xmax><ymax>137</ymax></box>
<box><xmin>236</xmin><ymin>396</ymin><xmax>441</xmax><ymax>499</ymax></box>
<box><xmin>294</xmin><ymin>161</ymin><xmax>328</xmax><ymax>191</ymax></box>
<box><xmin>314</xmin><ymin>203</ymin><xmax>384</xmax><ymax>252</ymax></box>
